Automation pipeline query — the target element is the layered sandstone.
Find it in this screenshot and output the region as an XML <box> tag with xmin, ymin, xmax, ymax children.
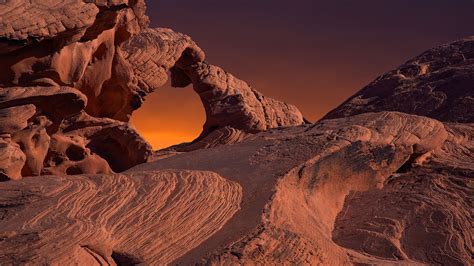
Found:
<box><xmin>0</xmin><ymin>170</ymin><xmax>242</xmax><ymax>264</ymax></box>
<box><xmin>1</xmin><ymin>112</ymin><xmax>472</xmax><ymax>265</ymax></box>
<box><xmin>0</xmin><ymin>1</ymin><xmax>472</xmax><ymax>265</ymax></box>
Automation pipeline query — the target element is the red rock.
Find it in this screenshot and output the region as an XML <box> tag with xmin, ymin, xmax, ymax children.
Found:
<box><xmin>1</xmin><ymin>112</ymin><xmax>471</xmax><ymax>265</ymax></box>
<box><xmin>124</xmin><ymin>28</ymin><xmax>304</xmax><ymax>150</ymax></box>
<box><xmin>0</xmin><ymin>1</ymin><xmax>471</xmax><ymax>265</ymax></box>
<box><xmin>323</xmin><ymin>37</ymin><xmax>474</xmax><ymax>123</ymax></box>
<box><xmin>0</xmin><ymin>2</ymin><xmax>153</xmax><ymax>180</ymax></box>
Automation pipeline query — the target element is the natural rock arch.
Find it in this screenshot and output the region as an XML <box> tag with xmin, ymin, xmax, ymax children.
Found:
<box><xmin>0</xmin><ymin>2</ymin><xmax>304</xmax><ymax>180</ymax></box>
<box><xmin>123</xmin><ymin>28</ymin><xmax>305</xmax><ymax>151</ymax></box>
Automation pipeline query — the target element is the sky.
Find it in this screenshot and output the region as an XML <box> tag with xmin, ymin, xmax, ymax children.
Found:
<box><xmin>130</xmin><ymin>0</ymin><xmax>474</xmax><ymax>149</ymax></box>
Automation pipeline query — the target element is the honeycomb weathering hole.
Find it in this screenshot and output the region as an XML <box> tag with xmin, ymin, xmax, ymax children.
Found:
<box><xmin>65</xmin><ymin>166</ymin><xmax>82</xmax><ymax>175</ymax></box>
<box><xmin>65</xmin><ymin>145</ymin><xmax>86</xmax><ymax>162</ymax></box>
<box><xmin>111</xmin><ymin>251</ymin><xmax>143</xmax><ymax>266</ymax></box>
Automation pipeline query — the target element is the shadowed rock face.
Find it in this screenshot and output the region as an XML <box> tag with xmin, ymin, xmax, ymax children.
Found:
<box><xmin>323</xmin><ymin>37</ymin><xmax>474</xmax><ymax>123</ymax></box>
<box><xmin>0</xmin><ymin>1</ymin><xmax>472</xmax><ymax>265</ymax></box>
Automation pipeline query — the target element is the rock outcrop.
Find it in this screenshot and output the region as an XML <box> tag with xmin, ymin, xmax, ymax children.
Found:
<box><xmin>124</xmin><ymin>28</ymin><xmax>305</xmax><ymax>151</ymax></box>
<box><xmin>132</xmin><ymin>112</ymin><xmax>473</xmax><ymax>265</ymax></box>
<box><xmin>1</xmin><ymin>112</ymin><xmax>472</xmax><ymax>265</ymax></box>
<box><xmin>323</xmin><ymin>37</ymin><xmax>474</xmax><ymax>123</ymax></box>
<box><xmin>0</xmin><ymin>0</ymin><xmax>155</xmax><ymax>180</ymax></box>
<box><xmin>0</xmin><ymin>1</ymin><xmax>472</xmax><ymax>265</ymax></box>
<box><xmin>0</xmin><ymin>1</ymin><xmax>304</xmax><ymax>180</ymax></box>
<box><xmin>0</xmin><ymin>170</ymin><xmax>242</xmax><ymax>264</ymax></box>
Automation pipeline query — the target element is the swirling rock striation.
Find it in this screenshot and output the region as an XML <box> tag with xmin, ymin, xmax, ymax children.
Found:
<box><xmin>131</xmin><ymin>112</ymin><xmax>472</xmax><ymax>265</ymax></box>
<box><xmin>0</xmin><ymin>170</ymin><xmax>242</xmax><ymax>264</ymax></box>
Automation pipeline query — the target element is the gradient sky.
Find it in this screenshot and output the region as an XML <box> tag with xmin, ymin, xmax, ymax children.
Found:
<box><xmin>130</xmin><ymin>0</ymin><xmax>474</xmax><ymax>149</ymax></box>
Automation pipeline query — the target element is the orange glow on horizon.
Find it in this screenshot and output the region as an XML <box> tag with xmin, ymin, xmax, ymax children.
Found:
<box><xmin>130</xmin><ymin>83</ymin><xmax>205</xmax><ymax>150</ymax></box>
<box><xmin>134</xmin><ymin>130</ymin><xmax>201</xmax><ymax>150</ymax></box>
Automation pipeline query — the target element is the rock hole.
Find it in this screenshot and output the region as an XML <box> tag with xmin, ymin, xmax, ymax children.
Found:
<box><xmin>65</xmin><ymin>166</ymin><xmax>82</xmax><ymax>175</ymax></box>
<box><xmin>396</xmin><ymin>152</ymin><xmax>421</xmax><ymax>174</ymax></box>
<box><xmin>92</xmin><ymin>43</ymin><xmax>108</xmax><ymax>63</ymax></box>
<box><xmin>52</xmin><ymin>156</ymin><xmax>64</xmax><ymax>166</ymax></box>
<box><xmin>66</xmin><ymin>145</ymin><xmax>85</xmax><ymax>161</ymax></box>
<box><xmin>176</xmin><ymin>47</ymin><xmax>200</xmax><ymax>67</ymax></box>
<box><xmin>130</xmin><ymin>80</ymin><xmax>205</xmax><ymax>150</ymax></box>
<box><xmin>0</xmin><ymin>172</ymin><xmax>10</xmax><ymax>182</ymax></box>
<box><xmin>111</xmin><ymin>251</ymin><xmax>142</xmax><ymax>266</ymax></box>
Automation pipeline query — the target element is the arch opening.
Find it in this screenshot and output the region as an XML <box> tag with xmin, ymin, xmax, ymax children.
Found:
<box><xmin>130</xmin><ymin>79</ymin><xmax>205</xmax><ymax>150</ymax></box>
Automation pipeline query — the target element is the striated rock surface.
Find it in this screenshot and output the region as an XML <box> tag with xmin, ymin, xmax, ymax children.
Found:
<box><xmin>0</xmin><ymin>0</ymin><xmax>98</xmax><ymax>53</ymax></box>
<box><xmin>122</xmin><ymin>27</ymin><xmax>205</xmax><ymax>95</ymax></box>
<box><xmin>137</xmin><ymin>112</ymin><xmax>472</xmax><ymax>265</ymax></box>
<box><xmin>323</xmin><ymin>37</ymin><xmax>474</xmax><ymax>123</ymax></box>
<box><xmin>0</xmin><ymin>1</ymin><xmax>472</xmax><ymax>265</ymax></box>
<box><xmin>0</xmin><ymin>170</ymin><xmax>242</xmax><ymax>264</ymax></box>
<box><xmin>2</xmin><ymin>111</ymin><xmax>471</xmax><ymax>264</ymax></box>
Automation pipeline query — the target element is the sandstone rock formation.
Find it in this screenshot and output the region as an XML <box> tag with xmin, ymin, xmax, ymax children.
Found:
<box><xmin>0</xmin><ymin>0</ymin><xmax>155</xmax><ymax>180</ymax></box>
<box><xmin>170</xmin><ymin>62</ymin><xmax>304</xmax><ymax>151</ymax></box>
<box><xmin>0</xmin><ymin>1</ymin><xmax>304</xmax><ymax>180</ymax></box>
<box><xmin>323</xmin><ymin>37</ymin><xmax>474</xmax><ymax>123</ymax></box>
<box><xmin>0</xmin><ymin>170</ymin><xmax>242</xmax><ymax>264</ymax></box>
<box><xmin>0</xmin><ymin>1</ymin><xmax>472</xmax><ymax>265</ymax></box>
<box><xmin>1</xmin><ymin>112</ymin><xmax>472</xmax><ymax>264</ymax></box>
<box><xmin>123</xmin><ymin>28</ymin><xmax>305</xmax><ymax>151</ymax></box>
<box><xmin>0</xmin><ymin>0</ymin><xmax>149</xmax><ymax>121</ymax></box>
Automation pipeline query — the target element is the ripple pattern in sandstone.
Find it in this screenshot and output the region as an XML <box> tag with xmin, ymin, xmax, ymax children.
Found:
<box><xmin>0</xmin><ymin>170</ymin><xmax>242</xmax><ymax>264</ymax></box>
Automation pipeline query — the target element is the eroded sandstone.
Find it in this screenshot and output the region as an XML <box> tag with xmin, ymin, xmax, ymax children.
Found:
<box><xmin>0</xmin><ymin>1</ymin><xmax>154</xmax><ymax>180</ymax></box>
<box><xmin>0</xmin><ymin>0</ymin><xmax>305</xmax><ymax>180</ymax></box>
<box><xmin>1</xmin><ymin>112</ymin><xmax>471</xmax><ymax>265</ymax></box>
<box><xmin>124</xmin><ymin>28</ymin><xmax>305</xmax><ymax>151</ymax></box>
<box><xmin>0</xmin><ymin>1</ymin><xmax>472</xmax><ymax>265</ymax></box>
<box><xmin>323</xmin><ymin>37</ymin><xmax>474</xmax><ymax>123</ymax></box>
